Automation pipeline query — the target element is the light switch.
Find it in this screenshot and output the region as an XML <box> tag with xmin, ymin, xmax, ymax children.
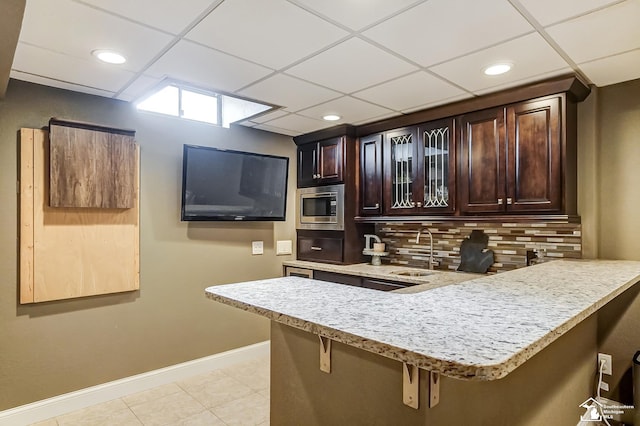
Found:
<box><xmin>252</xmin><ymin>241</ymin><xmax>264</xmax><ymax>255</ymax></box>
<box><xmin>276</xmin><ymin>240</ymin><xmax>292</xmax><ymax>255</ymax></box>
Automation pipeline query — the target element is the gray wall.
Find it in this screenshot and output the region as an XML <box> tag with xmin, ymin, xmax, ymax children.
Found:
<box><xmin>578</xmin><ymin>77</ymin><xmax>640</xmax><ymax>403</ymax></box>
<box><xmin>0</xmin><ymin>79</ymin><xmax>296</xmax><ymax>410</ymax></box>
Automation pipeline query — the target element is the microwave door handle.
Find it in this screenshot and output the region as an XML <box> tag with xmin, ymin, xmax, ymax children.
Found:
<box><xmin>309</xmin><ymin>192</ymin><xmax>333</xmax><ymax>197</ymax></box>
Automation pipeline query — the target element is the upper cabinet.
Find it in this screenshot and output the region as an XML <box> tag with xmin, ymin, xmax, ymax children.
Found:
<box><xmin>315</xmin><ymin>76</ymin><xmax>588</xmax><ymax>220</ymax></box>
<box><xmin>297</xmin><ymin>136</ymin><xmax>343</xmax><ymax>187</ymax></box>
<box><xmin>459</xmin><ymin>96</ymin><xmax>563</xmax><ymax>214</ymax></box>
<box><xmin>359</xmin><ymin>133</ymin><xmax>383</xmax><ymax>215</ymax></box>
<box><xmin>359</xmin><ymin>118</ymin><xmax>455</xmax><ymax>216</ymax></box>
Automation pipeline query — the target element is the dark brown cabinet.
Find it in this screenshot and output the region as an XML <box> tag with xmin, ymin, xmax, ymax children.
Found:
<box><xmin>459</xmin><ymin>107</ymin><xmax>506</xmax><ymax>213</ymax></box>
<box><xmin>459</xmin><ymin>96</ymin><xmax>563</xmax><ymax>214</ymax></box>
<box><xmin>380</xmin><ymin>118</ymin><xmax>456</xmax><ymax>215</ymax></box>
<box><xmin>297</xmin><ymin>233</ymin><xmax>344</xmax><ymax>264</ymax></box>
<box><xmin>506</xmin><ymin>97</ymin><xmax>561</xmax><ymax>212</ymax></box>
<box><xmin>359</xmin><ymin>133</ymin><xmax>383</xmax><ymax>215</ymax></box>
<box><xmin>297</xmin><ymin>136</ymin><xmax>343</xmax><ymax>187</ymax></box>
<box><xmin>312</xmin><ymin>270</ymin><xmax>410</xmax><ymax>291</ymax></box>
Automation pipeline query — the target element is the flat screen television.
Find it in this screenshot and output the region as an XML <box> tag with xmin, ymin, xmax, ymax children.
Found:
<box><xmin>181</xmin><ymin>144</ymin><xmax>289</xmax><ymax>221</ymax></box>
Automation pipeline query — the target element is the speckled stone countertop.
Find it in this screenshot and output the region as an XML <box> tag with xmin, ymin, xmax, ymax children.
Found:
<box><xmin>206</xmin><ymin>260</ymin><xmax>640</xmax><ymax>381</ymax></box>
<box><xmin>282</xmin><ymin>260</ymin><xmax>481</xmax><ymax>293</ymax></box>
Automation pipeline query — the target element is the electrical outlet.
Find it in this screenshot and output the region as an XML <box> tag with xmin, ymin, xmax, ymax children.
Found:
<box><xmin>598</xmin><ymin>353</ymin><xmax>612</xmax><ymax>375</ymax></box>
<box><xmin>252</xmin><ymin>241</ymin><xmax>264</xmax><ymax>255</ymax></box>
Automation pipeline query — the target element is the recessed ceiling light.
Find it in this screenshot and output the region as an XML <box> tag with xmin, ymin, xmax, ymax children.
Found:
<box><xmin>92</xmin><ymin>50</ymin><xmax>126</xmax><ymax>65</ymax></box>
<box><xmin>323</xmin><ymin>114</ymin><xmax>341</xmax><ymax>121</ymax></box>
<box><xmin>483</xmin><ymin>63</ymin><xmax>512</xmax><ymax>76</ymax></box>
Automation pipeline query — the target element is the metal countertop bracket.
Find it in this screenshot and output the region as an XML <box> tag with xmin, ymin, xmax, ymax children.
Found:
<box><xmin>319</xmin><ymin>336</ymin><xmax>331</xmax><ymax>373</ymax></box>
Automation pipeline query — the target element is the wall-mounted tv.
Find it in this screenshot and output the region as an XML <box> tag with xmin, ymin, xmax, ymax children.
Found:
<box><xmin>181</xmin><ymin>144</ymin><xmax>289</xmax><ymax>221</ymax></box>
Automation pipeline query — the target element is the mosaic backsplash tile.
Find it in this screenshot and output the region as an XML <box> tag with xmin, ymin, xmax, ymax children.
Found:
<box><xmin>375</xmin><ymin>221</ymin><xmax>582</xmax><ymax>273</ymax></box>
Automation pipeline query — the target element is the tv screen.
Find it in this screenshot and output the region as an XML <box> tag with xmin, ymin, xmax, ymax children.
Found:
<box><xmin>181</xmin><ymin>144</ymin><xmax>289</xmax><ymax>221</ymax></box>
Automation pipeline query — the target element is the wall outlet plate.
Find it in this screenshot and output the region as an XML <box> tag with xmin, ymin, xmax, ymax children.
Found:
<box><xmin>276</xmin><ymin>240</ymin><xmax>292</xmax><ymax>255</ymax></box>
<box><xmin>598</xmin><ymin>353</ymin><xmax>612</xmax><ymax>375</ymax></box>
<box><xmin>252</xmin><ymin>241</ymin><xmax>264</xmax><ymax>255</ymax></box>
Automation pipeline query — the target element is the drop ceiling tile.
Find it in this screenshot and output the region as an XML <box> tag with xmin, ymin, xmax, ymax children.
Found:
<box><xmin>578</xmin><ymin>49</ymin><xmax>640</xmax><ymax>87</ymax></box>
<box><xmin>116</xmin><ymin>75</ymin><xmax>164</xmax><ymax>102</ymax></box>
<box><xmin>429</xmin><ymin>33</ymin><xmax>571</xmax><ymax>93</ymax></box>
<box><xmin>401</xmin><ymin>93</ymin><xmax>475</xmax><ymax>114</ymax></box>
<box><xmin>352</xmin><ymin>72</ymin><xmax>468</xmax><ymax>112</ymax></box>
<box><xmin>472</xmin><ymin>69</ymin><xmax>575</xmax><ymax>96</ymax></box>
<box><xmin>252</xmin><ymin>123</ymin><xmax>301</xmax><ymax>136</ymax></box>
<box><xmin>290</xmin><ymin>0</ymin><xmax>421</xmax><ymax>30</ymax></box>
<box><xmin>78</xmin><ymin>0</ymin><xmax>214</xmax><ymax>34</ymax></box>
<box><xmin>352</xmin><ymin>112</ymin><xmax>401</xmax><ymax>126</ymax></box>
<box><xmin>545</xmin><ymin>1</ymin><xmax>640</xmax><ymax>64</ymax></box>
<box><xmin>19</xmin><ymin>0</ymin><xmax>173</xmax><ymax>72</ymax></box>
<box><xmin>297</xmin><ymin>96</ymin><xmax>394</xmax><ymax>124</ymax></box>
<box><xmin>250</xmin><ymin>109</ymin><xmax>290</xmax><ymax>124</ymax></box>
<box><xmin>261</xmin><ymin>114</ymin><xmax>333</xmax><ymax>134</ymax></box>
<box><xmin>10</xmin><ymin>70</ymin><xmax>116</xmax><ymax>98</ymax></box>
<box><xmin>518</xmin><ymin>0</ymin><xmax>621</xmax><ymax>26</ymax></box>
<box><xmin>286</xmin><ymin>38</ymin><xmax>418</xmax><ymax>93</ymax></box>
<box><xmin>145</xmin><ymin>40</ymin><xmax>272</xmax><ymax>93</ymax></box>
<box><xmin>363</xmin><ymin>0</ymin><xmax>533</xmax><ymax>67</ymax></box>
<box><xmin>238</xmin><ymin>74</ymin><xmax>342</xmax><ymax>112</ymax></box>
<box><xmin>185</xmin><ymin>0</ymin><xmax>348</xmax><ymax>70</ymax></box>
<box><xmin>12</xmin><ymin>42</ymin><xmax>136</xmax><ymax>93</ymax></box>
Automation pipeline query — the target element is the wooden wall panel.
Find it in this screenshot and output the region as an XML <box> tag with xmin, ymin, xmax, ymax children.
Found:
<box><xmin>49</xmin><ymin>124</ymin><xmax>136</xmax><ymax>208</ymax></box>
<box><xmin>19</xmin><ymin>129</ymin><xmax>35</xmax><ymax>303</ymax></box>
<box><xmin>20</xmin><ymin>128</ymin><xmax>139</xmax><ymax>303</ymax></box>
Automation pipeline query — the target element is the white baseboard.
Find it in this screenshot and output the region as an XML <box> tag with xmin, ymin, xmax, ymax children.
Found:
<box><xmin>0</xmin><ymin>341</ymin><xmax>270</xmax><ymax>426</ymax></box>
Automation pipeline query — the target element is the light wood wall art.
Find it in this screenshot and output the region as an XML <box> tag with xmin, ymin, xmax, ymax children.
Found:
<box><xmin>20</xmin><ymin>128</ymin><xmax>140</xmax><ymax>303</ymax></box>
<box><xmin>49</xmin><ymin>119</ymin><xmax>136</xmax><ymax>208</ymax></box>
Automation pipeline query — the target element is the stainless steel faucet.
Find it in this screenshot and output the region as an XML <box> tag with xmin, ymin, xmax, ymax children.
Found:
<box><xmin>415</xmin><ymin>228</ymin><xmax>434</xmax><ymax>270</ymax></box>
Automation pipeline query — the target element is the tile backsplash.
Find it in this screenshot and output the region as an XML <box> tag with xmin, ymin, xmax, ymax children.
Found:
<box><xmin>375</xmin><ymin>220</ymin><xmax>582</xmax><ymax>274</ymax></box>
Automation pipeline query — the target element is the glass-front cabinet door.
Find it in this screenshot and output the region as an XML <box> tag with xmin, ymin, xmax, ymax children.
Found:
<box><xmin>383</xmin><ymin>127</ymin><xmax>418</xmax><ymax>215</ymax></box>
<box><xmin>419</xmin><ymin>118</ymin><xmax>455</xmax><ymax>213</ymax></box>
<box><xmin>382</xmin><ymin>120</ymin><xmax>455</xmax><ymax>215</ymax></box>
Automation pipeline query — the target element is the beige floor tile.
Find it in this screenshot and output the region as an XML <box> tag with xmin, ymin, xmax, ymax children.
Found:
<box><xmin>56</xmin><ymin>399</ymin><xmax>142</xmax><ymax>426</ymax></box>
<box><xmin>257</xmin><ymin>389</ymin><xmax>269</xmax><ymax>399</ymax></box>
<box><xmin>122</xmin><ymin>383</ymin><xmax>184</xmax><ymax>408</ymax></box>
<box><xmin>222</xmin><ymin>359</ymin><xmax>270</xmax><ymax>392</ymax></box>
<box><xmin>128</xmin><ymin>391</ymin><xmax>206</xmax><ymax>426</ymax></box>
<box><xmin>178</xmin><ymin>371</ymin><xmax>254</xmax><ymax>409</ymax></box>
<box><xmin>29</xmin><ymin>419</ymin><xmax>58</xmax><ymax>426</ymax></box>
<box><xmin>174</xmin><ymin>410</ymin><xmax>226</xmax><ymax>425</ymax></box>
<box><xmin>211</xmin><ymin>393</ymin><xmax>269</xmax><ymax>426</ymax></box>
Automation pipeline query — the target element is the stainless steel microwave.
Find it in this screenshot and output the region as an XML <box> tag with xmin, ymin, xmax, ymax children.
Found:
<box><xmin>296</xmin><ymin>184</ymin><xmax>345</xmax><ymax>230</ymax></box>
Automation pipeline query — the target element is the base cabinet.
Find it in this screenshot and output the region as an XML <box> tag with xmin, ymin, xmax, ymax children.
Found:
<box><xmin>312</xmin><ymin>270</ymin><xmax>411</xmax><ymax>291</ymax></box>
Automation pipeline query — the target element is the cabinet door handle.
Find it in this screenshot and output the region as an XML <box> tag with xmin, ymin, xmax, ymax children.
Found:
<box><xmin>507</xmin><ymin>198</ymin><xmax>513</xmax><ymax>205</ymax></box>
<box><xmin>310</xmin><ymin>246</ymin><xmax>322</xmax><ymax>251</ymax></box>
<box><xmin>410</xmin><ymin>202</ymin><xmax>416</xmax><ymax>207</ymax></box>
<box><xmin>416</xmin><ymin>202</ymin><xmax>422</xmax><ymax>208</ymax></box>
<box><xmin>374</xmin><ymin>203</ymin><xmax>379</xmax><ymax>209</ymax></box>
<box><xmin>313</xmin><ymin>173</ymin><xmax>320</xmax><ymax>179</ymax></box>
<box><xmin>498</xmin><ymin>198</ymin><xmax>503</xmax><ymax>205</ymax></box>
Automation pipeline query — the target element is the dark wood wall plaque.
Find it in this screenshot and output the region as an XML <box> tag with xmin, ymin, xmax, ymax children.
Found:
<box><xmin>49</xmin><ymin>119</ymin><xmax>136</xmax><ymax>209</ymax></box>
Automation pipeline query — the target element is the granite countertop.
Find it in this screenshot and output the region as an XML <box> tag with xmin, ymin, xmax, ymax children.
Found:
<box><xmin>205</xmin><ymin>259</ymin><xmax>640</xmax><ymax>381</ymax></box>
<box><xmin>282</xmin><ymin>260</ymin><xmax>481</xmax><ymax>293</ymax></box>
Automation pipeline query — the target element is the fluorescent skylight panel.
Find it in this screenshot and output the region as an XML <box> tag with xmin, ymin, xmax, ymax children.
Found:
<box><xmin>136</xmin><ymin>82</ymin><xmax>273</xmax><ymax>127</ymax></box>
<box><xmin>222</xmin><ymin>95</ymin><xmax>271</xmax><ymax>128</ymax></box>
<box><xmin>136</xmin><ymin>85</ymin><xmax>179</xmax><ymax>116</ymax></box>
<box><xmin>182</xmin><ymin>89</ymin><xmax>218</xmax><ymax>124</ymax></box>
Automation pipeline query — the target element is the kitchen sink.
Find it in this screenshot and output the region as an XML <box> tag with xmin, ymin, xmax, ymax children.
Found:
<box><xmin>390</xmin><ymin>270</ymin><xmax>433</xmax><ymax>277</ymax></box>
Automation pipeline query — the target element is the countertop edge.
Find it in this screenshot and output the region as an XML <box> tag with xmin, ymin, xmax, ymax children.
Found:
<box><xmin>206</xmin><ymin>263</ymin><xmax>640</xmax><ymax>381</ymax></box>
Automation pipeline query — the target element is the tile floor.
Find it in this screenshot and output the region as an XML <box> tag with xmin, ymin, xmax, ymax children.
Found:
<box><xmin>30</xmin><ymin>356</ymin><xmax>270</xmax><ymax>426</ymax></box>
